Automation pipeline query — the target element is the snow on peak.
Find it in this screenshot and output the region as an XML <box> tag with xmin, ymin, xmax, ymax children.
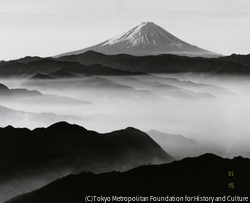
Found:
<box><xmin>56</xmin><ymin>21</ymin><xmax>218</xmax><ymax>57</ymax></box>
<box><xmin>102</xmin><ymin>21</ymin><xmax>185</xmax><ymax>48</ymax></box>
<box><xmin>102</xmin><ymin>22</ymin><xmax>155</xmax><ymax>46</ymax></box>
<box><xmin>141</xmin><ymin>21</ymin><xmax>152</xmax><ymax>25</ymax></box>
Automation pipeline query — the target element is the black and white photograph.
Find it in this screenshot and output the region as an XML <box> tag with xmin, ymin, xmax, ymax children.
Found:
<box><xmin>0</xmin><ymin>0</ymin><xmax>250</xmax><ymax>202</ymax></box>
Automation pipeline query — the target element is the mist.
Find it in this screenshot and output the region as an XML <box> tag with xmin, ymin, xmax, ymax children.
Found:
<box><xmin>1</xmin><ymin>73</ymin><xmax>250</xmax><ymax>159</ymax></box>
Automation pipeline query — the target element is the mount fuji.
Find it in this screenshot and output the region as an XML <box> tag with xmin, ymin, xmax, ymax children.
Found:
<box><xmin>57</xmin><ymin>22</ymin><xmax>219</xmax><ymax>58</ymax></box>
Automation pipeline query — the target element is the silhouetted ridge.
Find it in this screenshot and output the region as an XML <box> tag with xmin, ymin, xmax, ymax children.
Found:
<box><xmin>46</xmin><ymin>121</ymin><xmax>88</xmax><ymax>132</ymax></box>
<box><xmin>0</xmin><ymin>56</ymin><xmax>144</xmax><ymax>77</ymax></box>
<box><xmin>16</xmin><ymin>56</ymin><xmax>44</xmax><ymax>63</ymax></box>
<box><xmin>219</xmin><ymin>54</ymin><xmax>250</xmax><ymax>67</ymax></box>
<box><xmin>4</xmin><ymin>125</ymin><xmax>16</xmax><ymax>130</ymax></box>
<box><xmin>7</xmin><ymin>153</ymin><xmax>250</xmax><ymax>203</ymax></box>
<box><xmin>197</xmin><ymin>153</ymin><xmax>223</xmax><ymax>160</ymax></box>
<box><xmin>0</xmin><ymin>122</ymin><xmax>172</xmax><ymax>202</ymax></box>
<box><xmin>1</xmin><ymin>51</ymin><xmax>250</xmax><ymax>77</ymax></box>
<box><xmin>56</xmin><ymin>50</ymin><xmax>250</xmax><ymax>74</ymax></box>
<box><xmin>105</xmin><ymin>127</ymin><xmax>173</xmax><ymax>164</ymax></box>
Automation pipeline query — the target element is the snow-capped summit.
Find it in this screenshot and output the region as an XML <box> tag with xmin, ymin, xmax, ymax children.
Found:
<box><xmin>56</xmin><ymin>22</ymin><xmax>219</xmax><ymax>57</ymax></box>
<box><xmin>102</xmin><ymin>22</ymin><xmax>184</xmax><ymax>48</ymax></box>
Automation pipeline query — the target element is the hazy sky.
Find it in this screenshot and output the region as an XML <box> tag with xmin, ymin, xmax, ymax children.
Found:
<box><xmin>1</xmin><ymin>0</ymin><xmax>250</xmax><ymax>60</ymax></box>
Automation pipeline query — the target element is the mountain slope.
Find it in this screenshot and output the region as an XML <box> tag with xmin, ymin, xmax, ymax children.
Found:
<box><xmin>0</xmin><ymin>122</ymin><xmax>172</xmax><ymax>202</ymax></box>
<box><xmin>6</xmin><ymin>154</ymin><xmax>250</xmax><ymax>203</ymax></box>
<box><xmin>56</xmin><ymin>22</ymin><xmax>219</xmax><ymax>57</ymax></box>
<box><xmin>0</xmin><ymin>104</ymin><xmax>85</xmax><ymax>133</ymax></box>
<box><xmin>147</xmin><ymin>130</ymin><xmax>198</xmax><ymax>159</ymax></box>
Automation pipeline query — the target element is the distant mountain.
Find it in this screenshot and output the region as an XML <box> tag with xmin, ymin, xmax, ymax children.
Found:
<box><xmin>138</xmin><ymin>80</ymin><xmax>217</xmax><ymax>100</ymax></box>
<box><xmin>148</xmin><ymin>130</ymin><xmax>196</xmax><ymax>144</ymax></box>
<box><xmin>74</xmin><ymin>76</ymin><xmax>164</xmax><ymax>104</ymax></box>
<box><xmin>147</xmin><ymin>75</ymin><xmax>235</xmax><ymax>97</ymax></box>
<box><xmin>0</xmin><ymin>83</ymin><xmax>91</xmax><ymax>104</ymax></box>
<box><xmin>57</xmin><ymin>51</ymin><xmax>250</xmax><ymax>74</ymax></box>
<box><xmin>30</xmin><ymin>72</ymin><xmax>55</xmax><ymax>80</ymax></box>
<box><xmin>48</xmin><ymin>70</ymin><xmax>79</xmax><ymax>78</ymax></box>
<box><xmin>56</xmin><ymin>22</ymin><xmax>219</xmax><ymax>58</ymax></box>
<box><xmin>0</xmin><ymin>83</ymin><xmax>94</xmax><ymax>125</ymax></box>
<box><xmin>0</xmin><ymin>58</ymin><xmax>143</xmax><ymax>78</ymax></box>
<box><xmin>1</xmin><ymin>51</ymin><xmax>249</xmax><ymax>77</ymax></box>
<box><xmin>0</xmin><ymin>83</ymin><xmax>42</xmax><ymax>96</ymax></box>
<box><xmin>0</xmin><ymin>104</ymin><xmax>84</xmax><ymax>131</ymax></box>
<box><xmin>76</xmin><ymin>77</ymin><xmax>132</xmax><ymax>90</ymax></box>
<box><xmin>16</xmin><ymin>56</ymin><xmax>45</xmax><ymax>63</ymax></box>
<box><xmin>219</xmin><ymin>53</ymin><xmax>250</xmax><ymax>67</ymax></box>
<box><xmin>7</xmin><ymin>154</ymin><xmax>250</xmax><ymax>203</ymax></box>
<box><xmin>147</xmin><ymin>130</ymin><xmax>199</xmax><ymax>159</ymax></box>
<box><xmin>0</xmin><ymin>122</ymin><xmax>172</xmax><ymax>202</ymax></box>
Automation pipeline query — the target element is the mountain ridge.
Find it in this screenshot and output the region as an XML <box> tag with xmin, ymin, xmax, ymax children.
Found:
<box><xmin>0</xmin><ymin>121</ymin><xmax>172</xmax><ymax>202</ymax></box>
<box><xmin>56</xmin><ymin>50</ymin><xmax>250</xmax><ymax>74</ymax></box>
<box><xmin>6</xmin><ymin>153</ymin><xmax>250</xmax><ymax>203</ymax></box>
<box><xmin>0</xmin><ymin>57</ymin><xmax>143</xmax><ymax>77</ymax></box>
<box><xmin>0</xmin><ymin>51</ymin><xmax>249</xmax><ymax>77</ymax></box>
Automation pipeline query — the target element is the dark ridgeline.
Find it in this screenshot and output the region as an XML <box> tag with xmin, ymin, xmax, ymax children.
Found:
<box><xmin>0</xmin><ymin>122</ymin><xmax>172</xmax><ymax>202</ymax></box>
<box><xmin>220</xmin><ymin>54</ymin><xmax>250</xmax><ymax>68</ymax></box>
<box><xmin>0</xmin><ymin>51</ymin><xmax>249</xmax><ymax>78</ymax></box>
<box><xmin>6</xmin><ymin>154</ymin><xmax>250</xmax><ymax>203</ymax></box>
<box><xmin>0</xmin><ymin>57</ymin><xmax>145</xmax><ymax>78</ymax></box>
<box><xmin>56</xmin><ymin>51</ymin><xmax>250</xmax><ymax>74</ymax></box>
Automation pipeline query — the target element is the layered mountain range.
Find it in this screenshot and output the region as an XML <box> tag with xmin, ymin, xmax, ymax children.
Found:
<box><xmin>56</xmin><ymin>51</ymin><xmax>250</xmax><ymax>74</ymax></box>
<box><xmin>0</xmin><ymin>51</ymin><xmax>249</xmax><ymax>78</ymax></box>
<box><xmin>0</xmin><ymin>22</ymin><xmax>249</xmax><ymax>77</ymax></box>
<box><xmin>1</xmin><ymin>21</ymin><xmax>250</xmax><ymax>203</ymax></box>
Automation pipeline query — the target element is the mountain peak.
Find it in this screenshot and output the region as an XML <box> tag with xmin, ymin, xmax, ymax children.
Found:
<box><xmin>56</xmin><ymin>22</ymin><xmax>220</xmax><ymax>58</ymax></box>
<box><xmin>102</xmin><ymin>21</ymin><xmax>179</xmax><ymax>48</ymax></box>
<box><xmin>139</xmin><ymin>21</ymin><xmax>155</xmax><ymax>26</ymax></box>
<box><xmin>134</xmin><ymin>21</ymin><xmax>156</xmax><ymax>26</ymax></box>
<box><xmin>142</xmin><ymin>21</ymin><xmax>151</xmax><ymax>24</ymax></box>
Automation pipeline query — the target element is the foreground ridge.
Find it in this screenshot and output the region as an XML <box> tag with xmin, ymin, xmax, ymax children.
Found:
<box><xmin>0</xmin><ymin>121</ymin><xmax>173</xmax><ymax>202</ymax></box>
<box><xmin>6</xmin><ymin>153</ymin><xmax>250</xmax><ymax>203</ymax></box>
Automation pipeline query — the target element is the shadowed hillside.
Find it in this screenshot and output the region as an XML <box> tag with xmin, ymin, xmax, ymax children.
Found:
<box><xmin>6</xmin><ymin>154</ymin><xmax>250</xmax><ymax>203</ymax></box>
<box><xmin>56</xmin><ymin>51</ymin><xmax>250</xmax><ymax>74</ymax></box>
<box><xmin>0</xmin><ymin>122</ymin><xmax>172</xmax><ymax>202</ymax></box>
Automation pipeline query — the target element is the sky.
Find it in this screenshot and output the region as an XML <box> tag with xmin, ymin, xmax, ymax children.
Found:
<box><xmin>1</xmin><ymin>0</ymin><xmax>250</xmax><ymax>60</ymax></box>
